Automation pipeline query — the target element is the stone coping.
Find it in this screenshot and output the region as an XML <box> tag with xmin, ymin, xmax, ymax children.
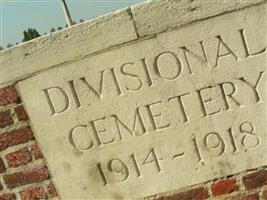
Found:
<box><xmin>0</xmin><ymin>0</ymin><xmax>265</xmax><ymax>86</ymax></box>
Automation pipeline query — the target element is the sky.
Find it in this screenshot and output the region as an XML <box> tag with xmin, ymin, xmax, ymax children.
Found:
<box><xmin>0</xmin><ymin>0</ymin><xmax>144</xmax><ymax>48</ymax></box>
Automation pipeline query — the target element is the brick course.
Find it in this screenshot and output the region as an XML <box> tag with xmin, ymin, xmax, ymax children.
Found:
<box><xmin>0</xmin><ymin>110</ymin><xmax>13</xmax><ymax>128</ymax></box>
<box><xmin>0</xmin><ymin>158</ymin><xmax>6</xmax><ymax>173</ymax></box>
<box><xmin>0</xmin><ymin>193</ymin><xmax>16</xmax><ymax>200</ymax></box>
<box><xmin>3</xmin><ymin>166</ymin><xmax>50</xmax><ymax>188</ymax></box>
<box><xmin>0</xmin><ymin>127</ymin><xmax>34</xmax><ymax>151</ymax></box>
<box><xmin>0</xmin><ymin>88</ymin><xmax>56</xmax><ymax>198</ymax></box>
<box><xmin>157</xmin><ymin>187</ymin><xmax>209</xmax><ymax>200</ymax></box>
<box><xmin>20</xmin><ymin>186</ymin><xmax>47</xmax><ymax>200</ymax></box>
<box><xmin>14</xmin><ymin>105</ymin><xmax>28</xmax><ymax>121</ymax></box>
<box><xmin>243</xmin><ymin>170</ymin><xmax>267</xmax><ymax>190</ymax></box>
<box><xmin>231</xmin><ymin>193</ymin><xmax>259</xmax><ymax>200</ymax></box>
<box><xmin>31</xmin><ymin>144</ymin><xmax>43</xmax><ymax>160</ymax></box>
<box><xmin>263</xmin><ymin>190</ymin><xmax>267</xmax><ymax>200</ymax></box>
<box><xmin>211</xmin><ymin>178</ymin><xmax>238</xmax><ymax>196</ymax></box>
<box><xmin>47</xmin><ymin>182</ymin><xmax>57</xmax><ymax>198</ymax></box>
<box><xmin>5</xmin><ymin>148</ymin><xmax>32</xmax><ymax>168</ymax></box>
<box><xmin>0</xmin><ymin>86</ymin><xmax>19</xmax><ymax>106</ymax></box>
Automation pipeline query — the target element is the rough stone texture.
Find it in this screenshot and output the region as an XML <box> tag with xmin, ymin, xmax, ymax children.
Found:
<box><xmin>0</xmin><ymin>8</ymin><xmax>138</xmax><ymax>86</ymax></box>
<box><xmin>131</xmin><ymin>0</ymin><xmax>265</xmax><ymax>37</ymax></box>
<box><xmin>1</xmin><ymin>1</ymin><xmax>265</xmax><ymax>87</ymax></box>
<box><xmin>17</xmin><ymin>3</ymin><xmax>267</xmax><ymax>199</ymax></box>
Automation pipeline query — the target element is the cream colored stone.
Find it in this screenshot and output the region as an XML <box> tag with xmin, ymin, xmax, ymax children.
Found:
<box><xmin>0</xmin><ymin>8</ymin><xmax>137</xmax><ymax>86</ymax></box>
<box><xmin>131</xmin><ymin>0</ymin><xmax>266</xmax><ymax>37</ymax></box>
<box><xmin>17</xmin><ymin>4</ymin><xmax>266</xmax><ymax>200</ymax></box>
<box><xmin>0</xmin><ymin>0</ymin><xmax>263</xmax><ymax>87</ymax></box>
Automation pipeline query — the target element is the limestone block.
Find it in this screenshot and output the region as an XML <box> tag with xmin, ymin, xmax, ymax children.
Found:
<box><xmin>131</xmin><ymin>0</ymin><xmax>266</xmax><ymax>37</ymax></box>
<box><xmin>17</xmin><ymin>4</ymin><xmax>266</xmax><ymax>200</ymax></box>
<box><xmin>0</xmin><ymin>8</ymin><xmax>137</xmax><ymax>85</ymax></box>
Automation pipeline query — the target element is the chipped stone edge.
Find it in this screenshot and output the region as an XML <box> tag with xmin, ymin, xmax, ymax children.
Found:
<box><xmin>0</xmin><ymin>7</ymin><xmax>138</xmax><ymax>87</ymax></box>
<box><xmin>0</xmin><ymin>0</ymin><xmax>266</xmax><ymax>87</ymax></box>
<box><xmin>131</xmin><ymin>0</ymin><xmax>267</xmax><ymax>37</ymax></box>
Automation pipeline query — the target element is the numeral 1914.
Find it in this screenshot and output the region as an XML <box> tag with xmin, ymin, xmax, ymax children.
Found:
<box><xmin>96</xmin><ymin>148</ymin><xmax>162</xmax><ymax>186</ymax></box>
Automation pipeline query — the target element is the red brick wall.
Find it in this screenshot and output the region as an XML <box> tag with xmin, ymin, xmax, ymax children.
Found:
<box><xmin>0</xmin><ymin>85</ymin><xmax>266</xmax><ymax>200</ymax></box>
<box><xmin>0</xmin><ymin>86</ymin><xmax>57</xmax><ymax>200</ymax></box>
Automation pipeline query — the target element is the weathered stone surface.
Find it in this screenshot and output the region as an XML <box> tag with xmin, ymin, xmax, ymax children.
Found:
<box><xmin>0</xmin><ymin>0</ymin><xmax>263</xmax><ymax>87</ymax></box>
<box><xmin>17</xmin><ymin>4</ymin><xmax>266</xmax><ymax>200</ymax></box>
<box><xmin>131</xmin><ymin>0</ymin><xmax>266</xmax><ymax>37</ymax></box>
<box><xmin>0</xmin><ymin>8</ymin><xmax>137</xmax><ymax>85</ymax></box>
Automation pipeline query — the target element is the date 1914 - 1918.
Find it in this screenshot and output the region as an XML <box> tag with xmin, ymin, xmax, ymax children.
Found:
<box><xmin>96</xmin><ymin>121</ymin><xmax>261</xmax><ymax>186</ymax></box>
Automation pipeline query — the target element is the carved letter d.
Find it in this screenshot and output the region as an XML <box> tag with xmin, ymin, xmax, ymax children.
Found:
<box><xmin>43</xmin><ymin>87</ymin><xmax>70</xmax><ymax>115</ymax></box>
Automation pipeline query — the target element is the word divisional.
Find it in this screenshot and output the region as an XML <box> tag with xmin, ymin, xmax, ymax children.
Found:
<box><xmin>17</xmin><ymin>4</ymin><xmax>266</xmax><ymax>200</ymax></box>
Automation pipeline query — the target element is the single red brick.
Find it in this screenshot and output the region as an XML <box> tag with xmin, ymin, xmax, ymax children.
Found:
<box><xmin>14</xmin><ymin>105</ymin><xmax>28</xmax><ymax>121</ymax></box>
<box><xmin>20</xmin><ymin>186</ymin><xmax>47</xmax><ymax>200</ymax></box>
<box><xmin>3</xmin><ymin>166</ymin><xmax>50</xmax><ymax>188</ymax></box>
<box><xmin>0</xmin><ymin>157</ymin><xmax>6</xmax><ymax>173</ymax></box>
<box><xmin>157</xmin><ymin>187</ymin><xmax>209</xmax><ymax>200</ymax></box>
<box><xmin>0</xmin><ymin>110</ymin><xmax>13</xmax><ymax>128</ymax></box>
<box><xmin>231</xmin><ymin>193</ymin><xmax>259</xmax><ymax>200</ymax></box>
<box><xmin>0</xmin><ymin>86</ymin><xmax>19</xmax><ymax>106</ymax></box>
<box><xmin>5</xmin><ymin>148</ymin><xmax>32</xmax><ymax>168</ymax></box>
<box><xmin>211</xmin><ymin>178</ymin><xmax>238</xmax><ymax>196</ymax></box>
<box><xmin>47</xmin><ymin>182</ymin><xmax>57</xmax><ymax>197</ymax></box>
<box><xmin>0</xmin><ymin>127</ymin><xmax>34</xmax><ymax>151</ymax></box>
<box><xmin>31</xmin><ymin>144</ymin><xmax>43</xmax><ymax>160</ymax></box>
<box><xmin>0</xmin><ymin>193</ymin><xmax>16</xmax><ymax>200</ymax></box>
<box><xmin>263</xmin><ymin>190</ymin><xmax>267</xmax><ymax>200</ymax></box>
<box><xmin>243</xmin><ymin>170</ymin><xmax>267</xmax><ymax>190</ymax></box>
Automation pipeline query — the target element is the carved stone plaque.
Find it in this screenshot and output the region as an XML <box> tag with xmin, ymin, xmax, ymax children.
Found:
<box><xmin>17</xmin><ymin>5</ymin><xmax>266</xmax><ymax>199</ymax></box>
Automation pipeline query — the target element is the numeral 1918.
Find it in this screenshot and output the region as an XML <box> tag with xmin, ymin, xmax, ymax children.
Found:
<box><xmin>192</xmin><ymin>121</ymin><xmax>261</xmax><ymax>163</ymax></box>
